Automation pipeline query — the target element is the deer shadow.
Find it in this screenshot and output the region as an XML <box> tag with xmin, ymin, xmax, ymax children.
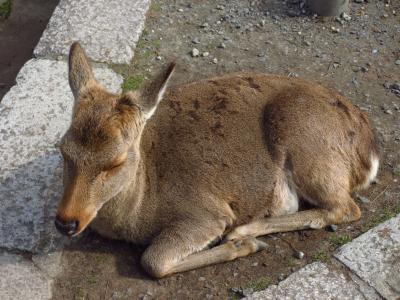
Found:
<box><xmin>256</xmin><ymin>0</ymin><xmax>308</xmax><ymax>17</ymax></box>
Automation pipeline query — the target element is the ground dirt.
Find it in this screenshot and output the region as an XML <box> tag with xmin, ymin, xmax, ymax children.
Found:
<box><xmin>38</xmin><ymin>0</ymin><xmax>400</xmax><ymax>299</ymax></box>
<box><xmin>0</xmin><ymin>0</ymin><xmax>57</xmax><ymax>100</ymax></box>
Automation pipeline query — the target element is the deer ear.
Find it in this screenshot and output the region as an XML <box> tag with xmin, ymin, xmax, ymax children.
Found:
<box><xmin>140</xmin><ymin>62</ymin><xmax>175</xmax><ymax>119</ymax></box>
<box><xmin>68</xmin><ymin>42</ymin><xmax>95</xmax><ymax>99</ymax></box>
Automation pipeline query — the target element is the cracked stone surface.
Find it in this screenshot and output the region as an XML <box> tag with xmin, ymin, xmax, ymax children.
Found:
<box><xmin>335</xmin><ymin>215</ymin><xmax>400</xmax><ymax>300</ymax></box>
<box><xmin>245</xmin><ymin>262</ymin><xmax>365</xmax><ymax>300</ymax></box>
<box><xmin>34</xmin><ymin>0</ymin><xmax>151</xmax><ymax>64</ymax></box>
<box><xmin>0</xmin><ymin>59</ymin><xmax>123</xmax><ymax>253</ymax></box>
<box><xmin>0</xmin><ymin>252</ymin><xmax>52</xmax><ymax>300</ymax></box>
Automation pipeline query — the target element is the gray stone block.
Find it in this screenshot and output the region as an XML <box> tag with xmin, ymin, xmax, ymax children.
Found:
<box><xmin>245</xmin><ymin>262</ymin><xmax>365</xmax><ymax>300</ymax></box>
<box><xmin>335</xmin><ymin>214</ymin><xmax>400</xmax><ymax>300</ymax></box>
<box><xmin>34</xmin><ymin>0</ymin><xmax>151</xmax><ymax>64</ymax></box>
<box><xmin>0</xmin><ymin>252</ymin><xmax>52</xmax><ymax>300</ymax></box>
<box><xmin>0</xmin><ymin>59</ymin><xmax>122</xmax><ymax>253</ymax></box>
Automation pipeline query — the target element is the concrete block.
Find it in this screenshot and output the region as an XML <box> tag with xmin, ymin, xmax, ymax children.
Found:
<box><xmin>0</xmin><ymin>252</ymin><xmax>52</xmax><ymax>300</ymax></box>
<box><xmin>34</xmin><ymin>0</ymin><xmax>151</xmax><ymax>64</ymax></box>
<box><xmin>335</xmin><ymin>215</ymin><xmax>400</xmax><ymax>299</ymax></box>
<box><xmin>0</xmin><ymin>59</ymin><xmax>122</xmax><ymax>252</ymax></box>
<box><xmin>245</xmin><ymin>262</ymin><xmax>365</xmax><ymax>300</ymax></box>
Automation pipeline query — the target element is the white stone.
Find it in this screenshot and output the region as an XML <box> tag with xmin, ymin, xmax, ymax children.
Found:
<box><xmin>0</xmin><ymin>59</ymin><xmax>122</xmax><ymax>252</ymax></box>
<box><xmin>34</xmin><ymin>0</ymin><xmax>151</xmax><ymax>64</ymax></box>
<box><xmin>191</xmin><ymin>48</ymin><xmax>200</xmax><ymax>57</ymax></box>
<box><xmin>245</xmin><ymin>262</ymin><xmax>365</xmax><ymax>300</ymax></box>
<box><xmin>335</xmin><ymin>215</ymin><xmax>400</xmax><ymax>300</ymax></box>
<box><xmin>0</xmin><ymin>252</ymin><xmax>52</xmax><ymax>300</ymax></box>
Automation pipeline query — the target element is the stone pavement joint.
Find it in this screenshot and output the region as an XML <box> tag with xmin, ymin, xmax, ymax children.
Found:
<box><xmin>246</xmin><ymin>214</ymin><xmax>400</xmax><ymax>299</ymax></box>
<box><xmin>0</xmin><ymin>59</ymin><xmax>123</xmax><ymax>253</ymax></box>
<box><xmin>34</xmin><ymin>0</ymin><xmax>151</xmax><ymax>64</ymax></box>
<box><xmin>245</xmin><ymin>262</ymin><xmax>367</xmax><ymax>300</ymax></box>
<box><xmin>335</xmin><ymin>214</ymin><xmax>400</xmax><ymax>300</ymax></box>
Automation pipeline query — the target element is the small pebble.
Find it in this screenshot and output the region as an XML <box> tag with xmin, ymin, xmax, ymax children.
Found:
<box><xmin>294</xmin><ymin>251</ymin><xmax>305</xmax><ymax>259</ymax></box>
<box><xmin>356</xmin><ymin>194</ymin><xmax>370</xmax><ymax>204</ymax></box>
<box><xmin>192</xmin><ymin>37</ymin><xmax>200</xmax><ymax>44</ymax></box>
<box><xmin>331</xmin><ymin>26</ymin><xmax>340</xmax><ymax>33</ymax></box>
<box><xmin>191</xmin><ymin>48</ymin><xmax>200</xmax><ymax>57</ymax></box>
<box><xmin>202</xmin><ymin>51</ymin><xmax>209</xmax><ymax>57</ymax></box>
<box><xmin>199</xmin><ymin>276</ymin><xmax>206</xmax><ymax>281</ymax></box>
<box><xmin>390</xmin><ymin>82</ymin><xmax>400</xmax><ymax>92</ymax></box>
<box><xmin>212</xmin><ymin>58</ymin><xmax>218</xmax><ymax>64</ymax></box>
<box><xmin>372</xmin><ymin>49</ymin><xmax>378</xmax><ymax>54</ymax></box>
<box><xmin>201</xmin><ymin>22</ymin><xmax>209</xmax><ymax>28</ymax></box>
<box><xmin>328</xmin><ymin>224</ymin><xmax>338</xmax><ymax>232</ymax></box>
<box><xmin>341</xmin><ymin>12</ymin><xmax>351</xmax><ymax>21</ymax></box>
<box><xmin>251</xmin><ymin>262</ymin><xmax>259</xmax><ymax>267</ymax></box>
<box><xmin>178</xmin><ymin>8</ymin><xmax>184</xmax><ymax>12</ymax></box>
<box><xmin>156</xmin><ymin>56</ymin><xmax>162</xmax><ymax>61</ymax></box>
<box><xmin>395</xmin><ymin>60</ymin><xmax>400</xmax><ymax>65</ymax></box>
<box><xmin>218</xmin><ymin>42</ymin><xmax>226</xmax><ymax>49</ymax></box>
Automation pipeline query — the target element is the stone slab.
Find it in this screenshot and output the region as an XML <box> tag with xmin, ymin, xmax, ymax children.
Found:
<box><xmin>0</xmin><ymin>252</ymin><xmax>51</xmax><ymax>300</ymax></box>
<box><xmin>245</xmin><ymin>262</ymin><xmax>366</xmax><ymax>300</ymax></box>
<box><xmin>0</xmin><ymin>59</ymin><xmax>122</xmax><ymax>253</ymax></box>
<box><xmin>335</xmin><ymin>214</ymin><xmax>400</xmax><ymax>300</ymax></box>
<box><xmin>34</xmin><ymin>0</ymin><xmax>151</xmax><ymax>64</ymax></box>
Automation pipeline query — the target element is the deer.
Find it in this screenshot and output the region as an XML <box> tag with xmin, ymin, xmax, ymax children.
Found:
<box><xmin>55</xmin><ymin>42</ymin><xmax>379</xmax><ymax>278</ymax></box>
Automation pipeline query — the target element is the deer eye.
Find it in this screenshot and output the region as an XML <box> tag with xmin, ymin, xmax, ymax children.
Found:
<box><xmin>100</xmin><ymin>161</ymin><xmax>125</xmax><ymax>181</ymax></box>
<box><xmin>104</xmin><ymin>161</ymin><xmax>125</xmax><ymax>172</ymax></box>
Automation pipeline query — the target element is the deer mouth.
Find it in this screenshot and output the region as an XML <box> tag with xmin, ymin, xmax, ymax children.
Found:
<box><xmin>55</xmin><ymin>206</ymin><xmax>98</xmax><ymax>237</ymax></box>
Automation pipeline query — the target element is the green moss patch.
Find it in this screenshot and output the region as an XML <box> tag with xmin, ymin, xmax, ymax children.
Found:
<box><xmin>0</xmin><ymin>0</ymin><xmax>12</xmax><ymax>19</ymax></box>
<box><xmin>122</xmin><ymin>74</ymin><xmax>145</xmax><ymax>92</ymax></box>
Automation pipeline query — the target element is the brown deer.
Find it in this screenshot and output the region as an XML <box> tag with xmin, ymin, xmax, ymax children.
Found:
<box><xmin>55</xmin><ymin>42</ymin><xmax>379</xmax><ymax>278</ymax></box>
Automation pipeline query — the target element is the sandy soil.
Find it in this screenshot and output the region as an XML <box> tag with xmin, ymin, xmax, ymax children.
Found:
<box><xmin>37</xmin><ymin>0</ymin><xmax>400</xmax><ymax>299</ymax></box>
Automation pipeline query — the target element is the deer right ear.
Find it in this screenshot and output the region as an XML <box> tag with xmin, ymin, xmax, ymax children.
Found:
<box><xmin>68</xmin><ymin>42</ymin><xmax>95</xmax><ymax>99</ymax></box>
<box><xmin>140</xmin><ymin>62</ymin><xmax>176</xmax><ymax>119</ymax></box>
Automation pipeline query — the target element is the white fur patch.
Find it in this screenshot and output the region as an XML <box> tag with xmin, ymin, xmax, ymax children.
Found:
<box><xmin>143</xmin><ymin>69</ymin><xmax>174</xmax><ymax>119</ymax></box>
<box><xmin>362</xmin><ymin>154</ymin><xmax>379</xmax><ymax>189</ymax></box>
<box><xmin>276</xmin><ymin>176</ymin><xmax>299</xmax><ymax>216</ymax></box>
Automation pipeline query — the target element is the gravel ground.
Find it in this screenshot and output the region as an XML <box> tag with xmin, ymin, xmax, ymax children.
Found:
<box><xmin>52</xmin><ymin>1</ymin><xmax>400</xmax><ymax>299</ymax></box>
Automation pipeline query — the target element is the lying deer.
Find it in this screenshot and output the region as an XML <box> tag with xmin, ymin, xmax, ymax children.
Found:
<box><xmin>55</xmin><ymin>42</ymin><xmax>379</xmax><ymax>278</ymax></box>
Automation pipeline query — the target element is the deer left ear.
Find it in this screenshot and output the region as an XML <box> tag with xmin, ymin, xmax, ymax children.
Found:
<box><xmin>140</xmin><ymin>62</ymin><xmax>176</xmax><ymax>119</ymax></box>
<box><xmin>68</xmin><ymin>42</ymin><xmax>96</xmax><ymax>100</ymax></box>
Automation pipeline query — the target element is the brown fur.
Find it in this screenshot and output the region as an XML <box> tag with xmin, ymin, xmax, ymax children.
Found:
<box><xmin>56</xmin><ymin>43</ymin><xmax>379</xmax><ymax>278</ymax></box>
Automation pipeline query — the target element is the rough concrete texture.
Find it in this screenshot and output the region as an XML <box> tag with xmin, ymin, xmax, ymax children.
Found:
<box><xmin>0</xmin><ymin>59</ymin><xmax>123</xmax><ymax>253</ymax></box>
<box><xmin>32</xmin><ymin>251</ymin><xmax>63</xmax><ymax>279</ymax></box>
<box><xmin>0</xmin><ymin>252</ymin><xmax>52</xmax><ymax>300</ymax></box>
<box><xmin>34</xmin><ymin>0</ymin><xmax>151</xmax><ymax>64</ymax></box>
<box><xmin>245</xmin><ymin>262</ymin><xmax>365</xmax><ymax>300</ymax></box>
<box><xmin>335</xmin><ymin>214</ymin><xmax>400</xmax><ymax>300</ymax></box>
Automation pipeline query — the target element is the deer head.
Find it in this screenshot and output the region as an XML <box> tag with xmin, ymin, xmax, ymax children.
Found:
<box><xmin>54</xmin><ymin>42</ymin><xmax>175</xmax><ymax>236</ymax></box>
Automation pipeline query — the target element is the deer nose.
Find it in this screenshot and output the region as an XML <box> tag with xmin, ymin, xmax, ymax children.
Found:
<box><xmin>54</xmin><ymin>216</ymin><xmax>78</xmax><ymax>236</ymax></box>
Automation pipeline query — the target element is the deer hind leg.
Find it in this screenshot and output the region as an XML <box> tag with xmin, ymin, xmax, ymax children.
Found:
<box><xmin>225</xmin><ymin>192</ymin><xmax>361</xmax><ymax>241</ymax></box>
<box><xmin>140</xmin><ymin>218</ymin><xmax>267</xmax><ymax>278</ymax></box>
